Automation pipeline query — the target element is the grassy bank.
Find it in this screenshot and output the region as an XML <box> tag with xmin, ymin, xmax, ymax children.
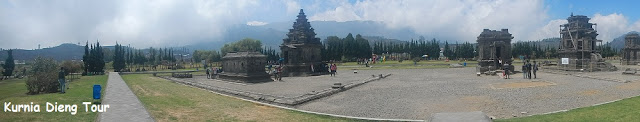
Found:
<box><xmin>121</xmin><ymin>74</ymin><xmax>363</xmax><ymax>122</ymax></box>
<box><xmin>0</xmin><ymin>75</ymin><xmax>108</xmax><ymax>121</ymax></box>
<box><xmin>496</xmin><ymin>96</ymin><xmax>640</xmax><ymax>122</ymax></box>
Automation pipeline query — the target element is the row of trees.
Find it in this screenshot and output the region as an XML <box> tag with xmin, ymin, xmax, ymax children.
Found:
<box><xmin>322</xmin><ymin>33</ymin><xmax>372</xmax><ymax>61</ymax></box>
<box><xmin>371</xmin><ymin>38</ymin><xmax>442</xmax><ymax>59</ymax></box>
<box><xmin>192</xmin><ymin>50</ymin><xmax>222</xmax><ymax>64</ymax></box>
<box><xmin>598</xmin><ymin>42</ymin><xmax>617</xmax><ymax>58</ymax></box>
<box><xmin>512</xmin><ymin>42</ymin><xmax>546</xmax><ymax>59</ymax></box>
<box><xmin>82</xmin><ymin>42</ymin><xmax>105</xmax><ymax>74</ymax></box>
<box><xmin>261</xmin><ymin>47</ymin><xmax>280</xmax><ymax>62</ymax></box>
<box><xmin>192</xmin><ymin>38</ymin><xmax>269</xmax><ymax>66</ymax></box>
<box><xmin>112</xmin><ymin>44</ymin><xmax>179</xmax><ymax>72</ymax></box>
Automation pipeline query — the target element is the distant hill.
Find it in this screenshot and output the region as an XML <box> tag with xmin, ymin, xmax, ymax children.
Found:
<box><xmin>0</xmin><ymin>43</ymin><xmax>84</xmax><ymax>61</ymax></box>
<box><xmin>185</xmin><ymin>21</ymin><xmax>421</xmax><ymax>50</ymax></box>
<box><xmin>610</xmin><ymin>31</ymin><xmax>640</xmax><ymax>50</ymax></box>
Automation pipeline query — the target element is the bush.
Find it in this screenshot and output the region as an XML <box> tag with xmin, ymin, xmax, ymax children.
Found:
<box><xmin>413</xmin><ymin>57</ymin><xmax>421</xmax><ymax>63</ymax></box>
<box><xmin>60</xmin><ymin>60</ymin><xmax>83</xmax><ymax>75</ymax></box>
<box><xmin>26</xmin><ymin>57</ymin><xmax>59</xmax><ymax>94</ymax></box>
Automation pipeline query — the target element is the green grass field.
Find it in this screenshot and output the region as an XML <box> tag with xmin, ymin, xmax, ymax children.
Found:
<box><xmin>121</xmin><ymin>74</ymin><xmax>364</xmax><ymax>122</ymax></box>
<box><xmin>497</xmin><ymin>95</ymin><xmax>640</xmax><ymax>122</ymax></box>
<box><xmin>0</xmin><ymin>75</ymin><xmax>107</xmax><ymax>122</ymax></box>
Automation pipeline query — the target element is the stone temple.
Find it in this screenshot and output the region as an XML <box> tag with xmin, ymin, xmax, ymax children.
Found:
<box><xmin>476</xmin><ymin>29</ymin><xmax>514</xmax><ymax>74</ymax></box>
<box><xmin>219</xmin><ymin>52</ymin><xmax>271</xmax><ymax>83</ymax></box>
<box><xmin>280</xmin><ymin>9</ymin><xmax>328</xmax><ymax>76</ymax></box>
<box><xmin>557</xmin><ymin>14</ymin><xmax>616</xmax><ymax>71</ymax></box>
<box><xmin>622</xmin><ymin>33</ymin><xmax>640</xmax><ymax>65</ymax></box>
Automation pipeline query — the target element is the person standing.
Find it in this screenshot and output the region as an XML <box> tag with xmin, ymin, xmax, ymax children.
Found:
<box><xmin>276</xmin><ymin>66</ymin><xmax>283</xmax><ymax>81</ymax></box>
<box><xmin>532</xmin><ymin>61</ymin><xmax>538</xmax><ymax>79</ymax></box>
<box><xmin>206</xmin><ymin>68</ymin><xmax>210</xmax><ymax>79</ymax></box>
<box><xmin>522</xmin><ymin>62</ymin><xmax>527</xmax><ymax>79</ymax></box>
<box><xmin>268</xmin><ymin>63</ymin><xmax>272</xmax><ymax>74</ymax></box>
<box><xmin>526</xmin><ymin>61</ymin><xmax>532</xmax><ymax>79</ymax></box>
<box><xmin>330</xmin><ymin>64</ymin><xmax>338</xmax><ymax>76</ymax></box>
<box><xmin>503</xmin><ymin>63</ymin><xmax>510</xmax><ymax>79</ymax></box>
<box><xmin>212</xmin><ymin>67</ymin><xmax>218</xmax><ymax>79</ymax></box>
<box><xmin>58</xmin><ymin>67</ymin><xmax>66</xmax><ymax>93</ymax></box>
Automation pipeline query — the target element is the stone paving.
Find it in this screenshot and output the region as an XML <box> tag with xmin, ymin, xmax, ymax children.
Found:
<box><xmin>294</xmin><ymin>67</ymin><xmax>640</xmax><ymax>120</ymax></box>
<box><xmin>162</xmin><ymin>64</ymin><xmax>640</xmax><ymax>120</ymax></box>
<box><xmin>98</xmin><ymin>72</ymin><xmax>154</xmax><ymax>122</ymax></box>
<box><xmin>162</xmin><ymin>69</ymin><xmax>389</xmax><ymax>105</ymax></box>
<box><xmin>174</xmin><ymin>70</ymin><xmax>385</xmax><ymax>98</ymax></box>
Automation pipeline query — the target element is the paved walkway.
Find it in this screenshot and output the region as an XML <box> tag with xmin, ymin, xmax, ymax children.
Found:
<box><xmin>98</xmin><ymin>72</ymin><xmax>154</xmax><ymax>122</ymax></box>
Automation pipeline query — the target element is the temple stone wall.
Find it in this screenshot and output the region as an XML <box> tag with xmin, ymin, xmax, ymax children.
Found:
<box><xmin>557</xmin><ymin>14</ymin><xmax>616</xmax><ymax>71</ymax></box>
<box><xmin>476</xmin><ymin>29</ymin><xmax>514</xmax><ymax>73</ymax></box>
<box><xmin>623</xmin><ymin>33</ymin><xmax>640</xmax><ymax>65</ymax></box>
<box><xmin>219</xmin><ymin>52</ymin><xmax>271</xmax><ymax>83</ymax></box>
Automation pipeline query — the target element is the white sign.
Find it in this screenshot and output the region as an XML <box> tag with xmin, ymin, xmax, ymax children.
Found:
<box><xmin>561</xmin><ymin>58</ymin><xmax>569</xmax><ymax>64</ymax></box>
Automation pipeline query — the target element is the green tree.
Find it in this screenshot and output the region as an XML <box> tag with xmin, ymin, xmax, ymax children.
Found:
<box><xmin>3</xmin><ymin>49</ymin><xmax>15</xmax><ymax>78</ymax></box>
<box><xmin>26</xmin><ymin>56</ymin><xmax>59</xmax><ymax>94</ymax></box>
<box><xmin>443</xmin><ymin>41</ymin><xmax>454</xmax><ymax>59</ymax></box>
<box><xmin>82</xmin><ymin>42</ymin><xmax>105</xmax><ymax>74</ymax></box>
<box><xmin>221</xmin><ymin>38</ymin><xmax>263</xmax><ymax>56</ymax></box>
<box><xmin>112</xmin><ymin>43</ymin><xmax>126</xmax><ymax>72</ymax></box>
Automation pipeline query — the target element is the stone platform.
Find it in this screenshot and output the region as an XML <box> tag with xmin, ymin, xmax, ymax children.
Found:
<box><xmin>160</xmin><ymin>70</ymin><xmax>389</xmax><ymax>105</ymax></box>
<box><xmin>295</xmin><ymin>66</ymin><xmax>640</xmax><ymax>120</ymax></box>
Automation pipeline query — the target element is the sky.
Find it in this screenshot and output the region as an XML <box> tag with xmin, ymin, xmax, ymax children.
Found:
<box><xmin>1</xmin><ymin>0</ymin><xmax>639</xmax><ymax>49</ymax></box>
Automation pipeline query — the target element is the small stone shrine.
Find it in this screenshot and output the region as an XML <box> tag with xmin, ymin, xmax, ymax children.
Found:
<box><xmin>557</xmin><ymin>14</ymin><xmax>616</xmax><ymax>71</ymax></box>
<box><xmin>280</xmin><ymin>9</ymin><xmax>328</xmax><ymax>76</ymax></box>
<box><xmin>218</xmin><ymin>52</ymin><xmax>271</xmax><ymax>83</ymax></box>
<box><xmin>476</xmin><ymin>29</ymin><xmax>514</xmax><ymax>73</ymax></box>
<box><xmin>622</xmin><ymin>33</ymin><xmax>640</xmax><ymax>65</ymax></box>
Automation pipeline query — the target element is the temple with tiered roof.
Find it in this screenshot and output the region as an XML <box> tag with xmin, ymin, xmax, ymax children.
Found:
<box><xmin>280</xmin><ymin>9</ymin><xmax>327</xmax><ymax>76</ymax></box>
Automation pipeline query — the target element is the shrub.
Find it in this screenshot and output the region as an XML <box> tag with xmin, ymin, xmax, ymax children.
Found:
<box><xmin>413</xmin><ymin>57</ymin><xmax>421</xmax><ymax>63</ymax></box>
<box><xmin>26</xmin><ymin>57</ymin><xmax>59</xmax><ymax>94</ymax></box>
<box><xmin>60</xmin><ymin>60</ymin><xmax>83</xmax><ymax>75</ymax></box>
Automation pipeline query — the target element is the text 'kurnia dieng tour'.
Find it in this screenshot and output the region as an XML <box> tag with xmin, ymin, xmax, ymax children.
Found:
<box><xmin>4</xmin><ymin>102</ymin><xmax>110</xmax><ymax>115</ymax></box>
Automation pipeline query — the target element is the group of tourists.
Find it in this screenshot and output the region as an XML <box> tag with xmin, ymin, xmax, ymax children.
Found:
<box><xmin>272</xmin><ymin>65</ymin><xmax>283</xmax><ymax>81</ymax></box>
<box><xmin>329</xmin><ymin>63</ymin><xmax>337</xmax><ymax>76</ymax></box>
<box><xmin>205</xmin><ymin>67</ymin><xmax>221</xmax><ymax>79</ymax></box>
<box><xmin>521</xmin><ymin>60</ymin><xmax>538</xmax><ymax>79</ymax></box>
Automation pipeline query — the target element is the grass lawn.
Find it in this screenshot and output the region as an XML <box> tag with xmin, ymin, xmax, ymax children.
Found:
<box><xmin>0</xmin><ymin>75</ymin><xmax>108</xmax><ymax>122</ymax></box>
<box><xmin>496</xmin><ymin>96</ymin><xmax>640</xmax><ymax>122</ymax></box>
<box><xmin>121</xmin><ymin>74</ymin><xmax>365</xmax><ymax>122</ymax></box>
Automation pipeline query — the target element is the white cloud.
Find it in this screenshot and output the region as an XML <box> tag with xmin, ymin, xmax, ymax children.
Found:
<box><xmin>532</xmin><ymin>19</ymin><xmax>566</xmax><ymax>39</ymax></box>
<box><xmin>308</xmin><ymin>0</ymin><xmax>550</xmax><ymax>42</ymax></box>
<box><xmin>283</xmin><ymin>0</ymin><xmax>301</xmax><ymax>15</ymax></box>
<box><xmin>590</xmin><ymin>13</ymin><xmax>631</xmax><ymax>42</ymax></box>
<box><xmin>246</xmin><ymin>21</ymin><xmax>268</xmax><ymax>26</ymax></box>
<box><xmin>0</xmin><ymin>0</ymin><xmax>261</xmax><ymax>49</ymax></box>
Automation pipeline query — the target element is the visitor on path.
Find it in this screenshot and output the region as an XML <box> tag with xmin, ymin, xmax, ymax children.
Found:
<box><xmin>522</xmin><ymin>63</ymin><xmax>527</xmax><ymax>79</ymax></box>
<box><xmin>268</xmin><ymin>63</ymin><xmax>272</xmax><ymax>74</ymax></box>
<box><xmin>206</xmin><ymin>68</ymin><xmax>210</xmax><ymax>79</ymax></box>
<box><xmin>503</xmin><ymin>63</ymin><xmax>510</xmax><ymax>79</ymax></box>
<box><xmin>526</xmin><ymin>61</ymin><xmax>532</xmax><ymax>79</ymax></box>
<box><xmin>276</xmin><ymin>66</ymin><xmax>283</xmax><ymax>81</ymax></box>
<box><xmin>330</xmin><ymin>64</ymin><xmax>337</xmax><ymax>76</ymax></box>
<box><xmin>533</xmin><ymin>61</ymin><xmax>538</xmax><ymax>79</ymax></box>
<box><xmin>58</xmin><ymin>67</ymin><xmax>66</xmax><ymax>93</ymax></box>
<box><xmin>212</xmin><ymin>67</ymin><xmax>218</xmax><ymax>79</ymax></box>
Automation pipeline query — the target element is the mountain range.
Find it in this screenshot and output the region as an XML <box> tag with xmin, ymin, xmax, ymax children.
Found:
<box><xmin>184</xmin><ymin>21</ymin><xmax>421</xmax><ymax>50</ymax></box>
<box><xmin>1</xmin><ymin>21</ymin><xmax>635</xmax><ymax>61</ymax></box>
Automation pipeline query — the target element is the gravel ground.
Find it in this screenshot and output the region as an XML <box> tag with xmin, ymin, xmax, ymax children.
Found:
<box><xmin>294</xmin><ymin>67</ymin><xmax>640</xmax><ymax>120</ymax></box>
